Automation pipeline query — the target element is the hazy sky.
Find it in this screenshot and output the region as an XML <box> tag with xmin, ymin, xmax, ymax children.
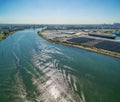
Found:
<box><xmin>0</xmin><ymin>0</ymin><xmax>120</xmax><ymax>24</ymax></box>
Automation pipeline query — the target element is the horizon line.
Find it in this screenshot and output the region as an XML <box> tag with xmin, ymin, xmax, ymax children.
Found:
<box><xmin>0</xmin><ymin>23</ymin><xmax>119</xmax><ymax>25</ymax></box>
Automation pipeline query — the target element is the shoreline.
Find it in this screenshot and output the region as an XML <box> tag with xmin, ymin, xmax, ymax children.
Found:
<box><xmin>38</xmin><ymin>32</ymin><xmax>120</xmax><ymax>59</ymax></box>
<box><xmin>0</xmin><ymin>31</ymin><xmax>15</xmax><ymax>41</ymax></box>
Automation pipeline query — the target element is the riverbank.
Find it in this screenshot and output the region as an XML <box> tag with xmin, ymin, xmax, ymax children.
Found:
<box><xmin>0</xmin><ymin>31</ymin><xmax>15</xmax><ymax>41</ymax></box>
<box><xmin>38</xmin><ymin>31</ymin><xmax>120</xmax><ymax>58</ymax></box>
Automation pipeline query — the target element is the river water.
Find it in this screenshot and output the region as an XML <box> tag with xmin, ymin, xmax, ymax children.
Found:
<box><xmin>0</xmin><ymin>29</ymin><xmax>120</xmax><ymax>102</ymax></box>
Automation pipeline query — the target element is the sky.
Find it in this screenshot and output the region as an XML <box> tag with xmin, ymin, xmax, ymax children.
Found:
<box><xmin>0</xmin><ymin>0</ymin><xmax>120</xmax><ymax>24</ymax></box>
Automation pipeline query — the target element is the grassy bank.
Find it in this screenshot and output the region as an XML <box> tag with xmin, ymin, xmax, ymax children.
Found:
<box><xmin>0</xmin><ymin>32</ymin><xmax>14</xmax><ymax>40</ymax></box>
<box><xmin>0</xmin><ymin>34</ymin><xmax>4</xmax><ymax>40</ymax></box>
<box><xmin>38</xmin><ymin>32</ymin><xmax>120</xmax><ymax>59</ymax></box>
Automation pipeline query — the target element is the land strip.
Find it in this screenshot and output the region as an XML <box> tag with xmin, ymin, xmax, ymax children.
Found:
<box><xmin>38</xmin><ymin>29</ymin><xmax>120</xmax><ymax>58</ymax></box>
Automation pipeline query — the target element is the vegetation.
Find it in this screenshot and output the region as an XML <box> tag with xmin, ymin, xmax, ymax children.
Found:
<box><xmin>0</xmin><ymin>34</ymin><xmax>4</xmax><ymax>39</ymax></box>
<box><xmin>0</xmin><ymin>32</ymin><xmax>14</xmax><ymax>40</ymax></box>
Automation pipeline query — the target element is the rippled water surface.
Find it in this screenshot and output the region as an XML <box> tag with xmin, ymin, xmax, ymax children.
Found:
<box><xmin>0</xmin><ymin>29</ymin><xmax>120</xmax><ymax>102</ymax></box>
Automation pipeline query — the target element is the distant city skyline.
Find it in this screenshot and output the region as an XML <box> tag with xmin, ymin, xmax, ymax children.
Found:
<box><xmin>0</xmin><ymin>0</ymin><xmax>120</xmax><ymax>24</ymax></box>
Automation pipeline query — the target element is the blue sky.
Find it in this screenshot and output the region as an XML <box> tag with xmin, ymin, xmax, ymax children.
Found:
<box><xmin>0</xmin><ymin>0</ymin><xmax>120</xmax><ymax>24</ymax></box>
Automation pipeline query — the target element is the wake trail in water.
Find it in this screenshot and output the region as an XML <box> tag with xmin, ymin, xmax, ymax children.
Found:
<box><xmin>9</xmin><ymin>30</ymin><xmax>86</xmax><ymax>102</ymax></box>
<box><xmin>30</xmin><ymin>41</ymin><xmax>85</xmax><ymax>102</ymax></box>
<box><xmin>11</xmin><ymin>33</ymin><xmax>47</xmax><ymax>102</ymax></box>
<box><xmin>11</xmin><ymin>38</ymin><xmax>28</xmax><ymax>102</ymax></box>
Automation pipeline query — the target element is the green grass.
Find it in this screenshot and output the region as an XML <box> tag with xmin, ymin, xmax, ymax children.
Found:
<box><xmin>0</xmin><ymin>34</ymin><xmax>4</xmax><ymax>39</ymax></box>
<box><xmin>0</xmin><ymin>32</ymin><xmax>14</xmax><ymax>40</ymax></box>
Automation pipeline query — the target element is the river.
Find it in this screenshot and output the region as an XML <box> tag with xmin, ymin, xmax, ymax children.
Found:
<box><xmin>0</xmin><ymin>29</ymin><xmax>120</xmax><ymax>102</ymax></box>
